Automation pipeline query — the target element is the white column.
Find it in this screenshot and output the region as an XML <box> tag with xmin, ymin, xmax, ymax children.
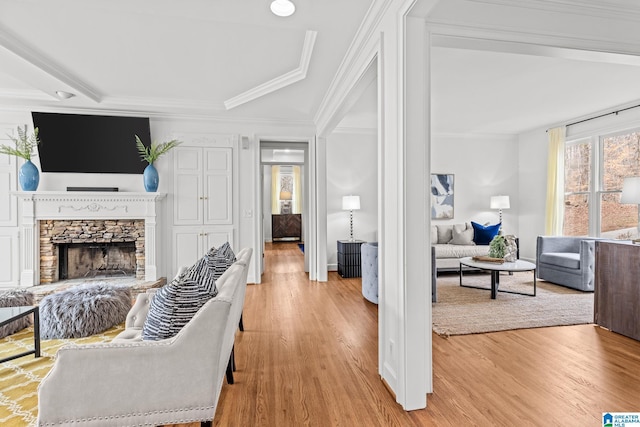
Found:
<box><xmin>19</xmin><ymin>197</ymin><xmax>37</xmax><ymax>286</ymax></box>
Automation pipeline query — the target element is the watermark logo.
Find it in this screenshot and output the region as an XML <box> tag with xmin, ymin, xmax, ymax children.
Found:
<box><xmin>603</xmin><ymin>412</ymin><xmax>640</xmax><ymax>427</ymax></box>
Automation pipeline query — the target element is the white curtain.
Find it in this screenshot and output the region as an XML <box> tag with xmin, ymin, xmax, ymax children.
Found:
<box><xmin>271</xmin><ymin>165</ymin><xmax>280</xmax><ymax>215</ymax></box>
<box><xmin>545</xmin><ymin>127</ymin><xmax>566</xmax><ymax>235</ymax></box>
<box><xmin>293</xmin><ymin>166</ymin><xmax>302</xmax><ymax>214</ymax></box>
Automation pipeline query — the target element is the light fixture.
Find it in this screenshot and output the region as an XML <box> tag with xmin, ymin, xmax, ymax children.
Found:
<box><xmin>55</xmin><ymin>91</ymin><xmax>75</xmax><ymax>100</ymax></box>
<box><xmin>270</xmin><ymin>0</ymin><xmax>295</xmax><ymax>17</ymax></box>
<box><xmin>490</xmin><ymin>195</ymin><xmax>510</xmax><ymax>232</ymax></box>
<box><xmin>620</xmin><ymin>177</ymin><xmax>640</xmax><ymax>241</ymax></box>
<box><xmin>279</xmin><ymin>190</ymin><xmax>292</xmax><ymax>201</ymax></box>
<box><xmin>342</xmin><ymin>195</ymin><xmax>361</xmax><ymax>241</ymax></box>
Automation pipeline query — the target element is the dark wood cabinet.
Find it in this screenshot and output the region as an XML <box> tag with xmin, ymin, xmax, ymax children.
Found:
<box><xmin>337</xmin><ymin>240</ymin><xmax>365</xmax><ymax>278</ymax></box>
<box><xmin>595</xmin><ymin>241</ymin><xmax>640</xmax><ymax>341</ymax></box>
<box><xmin>272</xmin><ymin>214</ymin><xmax>302</xmax><ymax>241</ymax></box>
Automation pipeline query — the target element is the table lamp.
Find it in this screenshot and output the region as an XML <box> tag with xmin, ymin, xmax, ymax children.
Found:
<box><xmin>490</xmin><ymin>195</ymin><xmax>510</xmax><ymax>232</ymax></box>
<box><xmin>342</xmin><ymin>195</ymin><xmax>360</xmax><ymax>241</ymax></box>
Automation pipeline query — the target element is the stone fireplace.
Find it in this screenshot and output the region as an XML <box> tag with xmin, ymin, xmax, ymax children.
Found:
<box><xmin>14</xmin><ymin>192</ymin><xmax>165</xmax><ymax>286</ymax></box>
<box><xmin>39</xmin><ymin>219</ymin><xmax>145</xmax><ymax>283</ymax></box>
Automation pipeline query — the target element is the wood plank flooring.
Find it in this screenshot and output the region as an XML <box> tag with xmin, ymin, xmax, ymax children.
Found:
<box><xmin>185</xmin><ymin>242</ymin><xmax>640</xmax><ymax>426</ymax></box>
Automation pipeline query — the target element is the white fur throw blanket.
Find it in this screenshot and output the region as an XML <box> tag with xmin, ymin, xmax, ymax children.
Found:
<box><xmin>40</xmin><ymin>284</ymin><xmax>131</xmax><ymax>339</ymax></box>
<box><xmin>0</xmin><ymin>290</ymin><xmax>35</xmax><ymax>339</ymax></box>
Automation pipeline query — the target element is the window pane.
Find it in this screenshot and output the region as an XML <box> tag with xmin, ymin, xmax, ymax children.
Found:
<box><xmin>602</xmin><ymin>132</ymin><xmax>640</xmax><ymax>191</ymax></box>
<box><xmin>601</xmin><ymin>192</ymin><xmax>638</xmax><ymax>239</ymax></box>
<box><xmin>565</xmin><ymin>142</ymin><xmax>591</xmax><ymax>193</ymax></box>
<box><xmin>563</xmin><ymin>193</ymin><xmax>589</xmax><ymax>236</ymax></box>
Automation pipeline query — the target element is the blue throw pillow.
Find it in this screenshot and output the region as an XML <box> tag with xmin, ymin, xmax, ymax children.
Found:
<box><xmin>471</xmin><ymin>221</ymin><xmax>501</xmax><ymax>245</ymax></box>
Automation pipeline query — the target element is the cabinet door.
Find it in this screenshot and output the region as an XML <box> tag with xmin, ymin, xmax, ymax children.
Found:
<box><xmin>172</xmin><ymin>227</ymin><xmax>202</xmax><ymax>274</ymax></box>
<box><xmin>204</xmin><ymin>148</ymin><xmax>232</xmax><ymax>225</ymax></box>
<box><xmin>0</xmin><ymin>150</ymin><xmax>16</xmax><ymax>227</ymax></box>
<box><xmin>173</xmin><ymin>148</ymin><xmax>203</xmax><ymax>225</ymax></box>
<box><xmin>0</xmin><ymin>230</ymin><xmax>18</xmax><ymax>287</ymax></box>
<box><xmin>172</xmin><ymin>226</ymin><xmax>235</xmax><ymax>274</ymax></box>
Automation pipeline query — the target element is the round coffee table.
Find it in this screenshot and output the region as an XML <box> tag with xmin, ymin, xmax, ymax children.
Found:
<box><xmin>459</xmin><ymin>257</ymin><xmax>537</xmax><ymax>299</ymax></box>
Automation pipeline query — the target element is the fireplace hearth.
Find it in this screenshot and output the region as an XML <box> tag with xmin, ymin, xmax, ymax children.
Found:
<box><xmin>40</xmin><ymin>219</ymin><xmax>145</xmax><ymax>283</ymax></box>
<box><xmin>14</xmin><ymin>191</ymin><xmax>165</xmax><ymax>287</ymax></box>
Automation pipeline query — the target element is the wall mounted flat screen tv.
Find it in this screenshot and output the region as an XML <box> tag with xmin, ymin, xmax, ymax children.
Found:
<box><xmin>31</xmin><ymin>112</ymin><xmax>151</xmax><ymax>174</ymax></box>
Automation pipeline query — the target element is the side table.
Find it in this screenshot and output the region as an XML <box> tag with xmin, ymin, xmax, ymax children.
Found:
<box><xmin>0</xmin><ymin>306</ymin><xmax>40</xmax><ymax>363</ymax></box>
<box><xmin>337</xmin><ymin>240</ymin><xmax>365</xmax><ymax>278</ymax></box>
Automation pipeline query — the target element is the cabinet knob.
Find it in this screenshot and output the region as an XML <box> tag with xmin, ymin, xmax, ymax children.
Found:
<box><xmin>199</xmin><ymin>196</ymin><xmax>204</xmax><ymax>200</ymax></box>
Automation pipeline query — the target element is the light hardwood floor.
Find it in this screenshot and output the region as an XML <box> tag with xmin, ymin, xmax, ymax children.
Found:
<box><xmin>188</xmin><ymin>242</ymin><xmax>640</xmax><ymax>426</ymax></box>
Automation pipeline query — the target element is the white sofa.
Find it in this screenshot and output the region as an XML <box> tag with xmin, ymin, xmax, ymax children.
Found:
<box><xmin>431</xmin><ymin>223</ymin><xmax>491</xmax><ymax>272</ymax></box>
<box><xmin>37</xmin><ymin>248</ymin><xmax>252</xmax><ymax>427</ymax></box>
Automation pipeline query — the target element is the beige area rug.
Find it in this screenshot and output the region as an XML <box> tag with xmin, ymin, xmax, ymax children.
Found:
<box><xmin>432</xmin><ymin>272</ymin><xmax>594</xmax><ymax>336</ymax></box>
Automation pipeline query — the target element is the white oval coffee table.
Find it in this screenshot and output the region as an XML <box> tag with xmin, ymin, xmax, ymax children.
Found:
<box><xmin>459</xmin><ymin>257</ymin><xmax>537</xmax><ymax>299</ymax></box>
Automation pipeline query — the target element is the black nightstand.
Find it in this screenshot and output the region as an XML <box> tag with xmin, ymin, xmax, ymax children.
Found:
<box><xmin>337</xmin><ymin>240</ymin><xmax>365</xmax><ymax>278</ymax></box>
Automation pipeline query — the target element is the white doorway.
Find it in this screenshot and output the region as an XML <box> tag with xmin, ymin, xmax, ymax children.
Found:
<box><xmin>255</xmin><ymin>140</ymin><xmax>313</xmax><ymax>280</ymax></box>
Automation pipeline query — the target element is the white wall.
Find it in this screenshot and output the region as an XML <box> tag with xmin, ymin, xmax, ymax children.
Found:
<box><xmin>517</xmin><ymin>127</ymin><xmax>548</xmax><ymax>262</ymax></box>
<box><xmin>326</xmin><ymin>130</ymin><xmax>377</xmax><ymax>269</ymax></box>
<box><xmin>0</xmin><ymin>110</ymin><xmax>316</xmax><ymax>286</ymax></box>
<box><xmin>431</xmin><ymin>133</ymin><xmax>520</xmax><ymax>235</ymax></box>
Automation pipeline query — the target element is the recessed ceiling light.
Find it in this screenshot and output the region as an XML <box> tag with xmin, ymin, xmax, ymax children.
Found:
<box><xmin>55</xmin><ymin>91</ymin><xmax>75</xmax><ymax>100</ymax></box>
<box><xmin>271</xmin><ymin>0</ymin><xmax>295</xmax><ymax>17</ymax></box>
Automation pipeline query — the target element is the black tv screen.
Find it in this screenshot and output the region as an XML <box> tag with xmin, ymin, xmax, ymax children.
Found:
<box><xmin>32</xmin><ymin>112</ymin><xmax>151</xmax><ymax>174</ymax></box>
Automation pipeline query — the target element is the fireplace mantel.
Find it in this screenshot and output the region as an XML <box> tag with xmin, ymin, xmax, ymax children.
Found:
<box><xmin>13</xmin><ymin>191</ymin><xmax>166</xmax><ymax>286</ymax></box>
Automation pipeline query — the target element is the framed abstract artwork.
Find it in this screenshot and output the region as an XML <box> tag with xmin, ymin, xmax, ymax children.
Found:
<box><xmin>430</xmin><ymin>174</ymin><xmax>454</xmax><ymax>219</ymax></box>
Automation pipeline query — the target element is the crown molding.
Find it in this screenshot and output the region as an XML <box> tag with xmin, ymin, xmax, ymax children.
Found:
<box><xmin>0</xmin><ymin>89</ymin><xmax>54</xmax><ymax>101</ymax></box>
<box><xmin>465</xmin><ymin>0</ymin><xmax>640</xmax><ymax>23</ymax></box>
<box><xmin>0</xmin><ymin>25</ymin><xmax>103</xmax><ymax>103</ymax></box>
<box><xmin>0</xmin><ymin>101</ymin><xmax>316</xmax><ymax>129</ymax></box>
<box><xmin>428</xmin><ymin>19</ymin><xmax>640</xmax><ymax>58</ymax></box>
<box><xmin>223</xmin><ymin>30</ymin><xmax>317</xmax><ymax>110</ymax></box>
<box><xmin>432</xmin><ymin>131</ymin><xmax>517</xmax><ymax>141</ymax></box>
<box><xmin>313</xmin><ymin>0</ymin><xmax>394</xmax><ymax>134</ymax></box>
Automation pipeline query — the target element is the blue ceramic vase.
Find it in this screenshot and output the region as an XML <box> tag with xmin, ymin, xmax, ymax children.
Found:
<box><xmin>19</xmin><ymin>159</ymin><xmax>39</xmax><ymax>191</ymax></box>
<box><xmin>143</xmin><ymin>163</ymin><xmax>159</xmax><ymax>192</ymax></box>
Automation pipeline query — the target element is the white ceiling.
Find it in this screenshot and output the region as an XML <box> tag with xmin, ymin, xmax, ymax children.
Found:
<box><xmin>0</xmin><ymin>0</ymin><xmax>373</xmax><ymax>122</ymax></box>
<box><xmin>3</xmin><ymin>0</ymin><xmax>640</xmax><ymax>137</ymax></box>
<box><xmin>431</xmin><ymin>45</ymin><xmax>640</xmax><ymax>135</ymax></box>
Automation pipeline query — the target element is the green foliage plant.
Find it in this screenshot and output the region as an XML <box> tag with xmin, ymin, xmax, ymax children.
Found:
<box><xmin>0</xmin><ymin>125</ymin><xmax>40</xmax><ymax>161</ymax></box>
<box><xmin>135</xmin><ymin>135</ymin><xmax>181</xmax><ymax>164</ymax></box>
<box><xmin>488</xmin><ymin>235</ymin><xmax>507</xmax><ymax>259</ymax></box>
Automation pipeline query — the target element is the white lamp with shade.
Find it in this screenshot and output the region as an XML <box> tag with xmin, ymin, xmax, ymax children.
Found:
<box><xmin>490</xmin><ymin>195</ymin><xmax>510</xmax><ymax>232</ymax></box>
<box><xmin>620</xmin><ymin>176</ymin><xmax>640</xmax><ymax>242</ymax></box>
<box><xmin>342</xmin><ymin>195</ymin><xmax>360</xmax><ymax>241</ymax></box>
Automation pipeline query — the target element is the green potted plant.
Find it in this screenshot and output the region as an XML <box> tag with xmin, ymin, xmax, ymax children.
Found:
<box><xmin>135</xmin><ymin>135</ymin><xmax>181</xmax><ymax>192</ymax></box>
<box><xmin>488</xmin><ymin>235</ymin><xmax>507</xmax><ymax>259</ymax></box>
<box><xmin>0</xmin><ymin>125</ymin><xmax>41</xmax><ymax>191</ymax></box>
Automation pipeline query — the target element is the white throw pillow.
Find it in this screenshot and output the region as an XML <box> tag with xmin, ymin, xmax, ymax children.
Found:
<box><xmin>450</xmin><ymin>223</ymin><xmax>475</xmax><ymax>245</ymax></box>
<box><xmin>436</xmin><ymin>224</ymin><xmax>453</xmax><ymax>244</ymax></box>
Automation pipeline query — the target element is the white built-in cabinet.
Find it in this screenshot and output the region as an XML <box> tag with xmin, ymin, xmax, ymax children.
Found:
<box><xmin>0</xmin><ymin>136</ymin><xmax>18</xmax><ymax>287</ymax></box>
<box><xmin>172</xmin><ymin>145</ymin><xmax>235</xmax><ymax>272</ymax></box>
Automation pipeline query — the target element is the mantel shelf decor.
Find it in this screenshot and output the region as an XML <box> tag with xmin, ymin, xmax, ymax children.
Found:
<box><xmin>136</xmin><ymin>135</ymin><xmax>181</xmax><ymax>192</ymax></box>
<box><xmin>0</xmin><ymin>125</ymin><xmax>41</xmax><ymax>191</ymax></box>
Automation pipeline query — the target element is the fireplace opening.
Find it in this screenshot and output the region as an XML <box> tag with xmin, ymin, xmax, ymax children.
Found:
<box><xmin>58</xmin><ymin>242</ymin><xmax>137</xmax><ymax>280</ymax></box>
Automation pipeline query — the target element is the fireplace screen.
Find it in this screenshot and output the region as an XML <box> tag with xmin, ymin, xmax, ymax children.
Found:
<box><xmin>57</xmin><ymin>242</ymin><xmax>137</xmax><ymax>280</ymax></box>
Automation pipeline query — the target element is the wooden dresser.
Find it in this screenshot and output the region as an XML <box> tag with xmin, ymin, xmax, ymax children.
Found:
<box><xmin>272</xmin><ymin>214</ymin><xmax>302</xmax><ymax>241</ymax></box>
<box><xmin>594</xmin><ymin>240</ymin><xmax>640</xmax><ymax>341</ymax></box>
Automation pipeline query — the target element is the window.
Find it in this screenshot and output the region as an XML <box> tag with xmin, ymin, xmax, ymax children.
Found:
<box><xmin>563</xmin><ymin>130</ymin><xmax>640</xmax><ymax>238</ymax></box>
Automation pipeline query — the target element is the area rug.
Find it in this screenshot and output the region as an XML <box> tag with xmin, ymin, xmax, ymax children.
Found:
<box><xmin>0</xmin><ymin>324</ymin><xmax>123</xmax><ymax>426</ymax></box>
<box><xmin>432</xmin><ymin>272</ymin><xmax>594</xmax><ymax>336</ymax></box>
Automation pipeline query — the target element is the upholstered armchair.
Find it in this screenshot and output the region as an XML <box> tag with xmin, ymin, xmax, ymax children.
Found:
<box><xmin>361</xmin><ymin>242</ymin><xmax>378</xmax><ymax>304</ymax></box>
<box><xmin>536</xmin><ymin>236</ymin><xmax>605</xmax><ymax>291</ymax></box>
